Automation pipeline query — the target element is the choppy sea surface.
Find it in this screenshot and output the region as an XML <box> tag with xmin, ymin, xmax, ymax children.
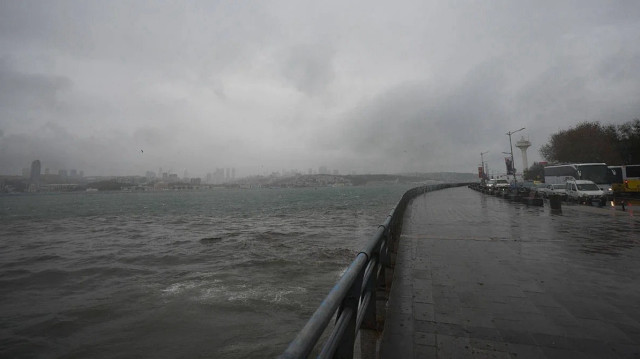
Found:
<box><xmin>0</xmin><ymin>184</ymin><xmax>416</xmax><ymax>358</ymax></box>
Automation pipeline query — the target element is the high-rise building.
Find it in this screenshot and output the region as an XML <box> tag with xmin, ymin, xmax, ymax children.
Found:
<box><xmin>215</xmin><ymin>168</ymin><xmax>225</xmax><ymax>184</ymax></box>
<box><xmin>30</xmin><ymin>160</ymin><xmax>41</xmax><ymax>184</ymax></box>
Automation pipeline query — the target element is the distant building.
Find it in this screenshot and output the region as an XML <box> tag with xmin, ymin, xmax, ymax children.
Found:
<box><xmin>319</xmin><ymin>166</ymin><xmax>328</xmax><ymax>175</ymax></box>
<box><xmin>116</xmin><ymin>177</ymin><xmax>133</xmax><ymax>184</ymax></box>
<box><xmin>214</xmin><ymin>168</ymin><xmax>225</xmax><ymax>184</ymax></box>
<box><xmin>154</xmin><ymin>182</ymin><xmax>168</xmax><ymax>190</ymax></box>
<box><xmin>58</xmin><ymin>169</ymin><xmax>68</xmax><ymax>177</ymax></box>
<box><xmin>70</xmin><ymin>169</ymin><xmax>78</xmax><ymax>178</ymax></box>
<box><xmin>190</xmin><ymin>178</ymin><xmax>201</xmax><ymax>185</ymax></box>
<box><xmin>30</xmin><ymin>160</ymin><xmax>41</xmax><ymax>185</ymax></box>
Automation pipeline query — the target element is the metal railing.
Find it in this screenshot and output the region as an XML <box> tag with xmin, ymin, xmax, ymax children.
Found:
<box><xmin>279</xmin><ymin>183</ymin><xmax>469</xmax><ymax>359</ymax></box>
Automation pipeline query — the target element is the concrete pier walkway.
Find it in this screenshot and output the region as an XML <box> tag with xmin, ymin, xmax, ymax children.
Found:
<box><xmin>380</xmin><ymin>186</ymin><xmax>640</xmax><ymax>358</ymax></box>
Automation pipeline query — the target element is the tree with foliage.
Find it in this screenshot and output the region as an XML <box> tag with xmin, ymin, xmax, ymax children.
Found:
<box><xmin>616</xmin><ymin>119</ymin><xmax>640</xmax><ymax>164</ymax></box>
<box><xmin>87</xmin><ymin>180</ymin><xmax>132</xmax><ymax>191</ymax></box>
<box><xmin>523</xmin><ymin>162</ymin><xmax>545</xmax><ymax>181</ymax></box>
<box><xmin>540</xmin><ymin>121</ymin><xmax>623</xmax><ymax>164</ymax></box>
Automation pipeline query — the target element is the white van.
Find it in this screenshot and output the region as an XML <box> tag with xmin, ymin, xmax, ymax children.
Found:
<box><xmin>565</xmin><ymin>180</ymin><xmax>604</xmax><ymax>203</ymax></box>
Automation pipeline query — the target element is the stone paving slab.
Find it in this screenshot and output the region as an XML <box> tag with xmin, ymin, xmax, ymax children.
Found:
<box><xmin>380</xmin><ymin>186</ymin><xmax>640</xmax><ymax>358</ymax></box>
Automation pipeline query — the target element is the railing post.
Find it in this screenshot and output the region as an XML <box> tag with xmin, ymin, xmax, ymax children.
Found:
<box><xmin>360</xmin><ymin>254</ymin><xmax>380</xmax><ymax>358</ymax></box>
<box><xmin>382</xmin><ymin>225</ymin><xmax>394</xmax><ymax>292</ymax></box>
<box><xmin>387</xmin><ymin>225</ymin><xmax>398</xmax><ymax>287</ymax></box>
<box><xmin>373</xmin><ymin>227</ymin><xmax>391</xmax><ymax>354</ymax></box>
<box><xmin>333</xmin><ymin>265</ymin><xmax>364</xmax><ymax>359</ymax></box>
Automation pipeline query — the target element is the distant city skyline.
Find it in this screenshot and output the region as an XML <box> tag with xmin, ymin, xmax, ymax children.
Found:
<box><xmin>7</xmin><ymin>158</ymin><xmax>373</xmax><ymax>181</ymax></box>
<box><xmin>5</xmin><ymin>157</ymin><xmax>473</xmax><ymax>182</ymax></box>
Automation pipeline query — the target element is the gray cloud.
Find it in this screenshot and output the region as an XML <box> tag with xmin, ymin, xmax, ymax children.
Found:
<box><xmin>322</xmin><ymin>60</ymin><xmax>509</xmax><ymax>173</ymax></box>
<box><xmin>0</xmin><ymin>123</ymin><xmax>115</xmax><ymax>174</ymax></box>
<box><xmin>1</xmin><ymin>1</ymin><xmax>639</xmax><ymax>177</ymax></box>
<box><xmin>0</xmin><ymin>60</ymin><xmax>71</xmax><ymax>107</ymax></box>
<box><xmin>281</xmin><ymin>44</ymin><xmax>335</xmax><ymax>96</ymax></box>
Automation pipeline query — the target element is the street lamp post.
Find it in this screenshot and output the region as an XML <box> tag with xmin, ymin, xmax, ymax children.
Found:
<box><xmin>506</xmin><ymin>127</ymin><xmax>525</xmax><ymax>188</ymax></box>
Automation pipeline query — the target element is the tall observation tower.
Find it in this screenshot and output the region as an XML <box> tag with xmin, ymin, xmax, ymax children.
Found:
<box><xmin>515</xmin><ymin>136</ymin><xmax>532</xmax><ymax>171</ymax></box>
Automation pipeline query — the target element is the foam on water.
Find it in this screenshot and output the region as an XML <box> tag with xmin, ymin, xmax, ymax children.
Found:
<box><xmin>0</xmin><ymin>185</ymin><xmax>413</xmax><ymax>358</ymax></box>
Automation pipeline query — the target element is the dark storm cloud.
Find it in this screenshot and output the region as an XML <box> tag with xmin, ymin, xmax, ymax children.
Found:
<box><xmin>0</xmin><ymin>60</ymin><xmax>72</xmax><ymax>109</ymax></box>
<box><xmin>281</xmin><ymin>44</ymin><xmax>335</xmax><ymax>96</ymax></box>
<box><xmin>0</xmin><ymin>123</ymin><xmax>112</xmax><ymax>174</ymax></box>
<box><xmin>1</xmin><ymin>1</ymin><xmax>640</xmax><ymax>176</ymax></box>
<box><xmin>0</xmin><ymin>121</ymin><xmax>198</xmax><ymax>176</ymax></box>
<box><xmin>328</xmin><ymin>60</ymin><xmax>509</xmax><ymax>172</ymax></box>
<box><xmin>511</xmin><ymin>40</ymin><xmax>640</xmax><ymax>156</ymax></box>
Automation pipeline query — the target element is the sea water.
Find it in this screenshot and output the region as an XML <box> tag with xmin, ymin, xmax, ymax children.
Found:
<box><xmin>0</xmin><ymin>184</ymin><xmax>414</xmax><ymax>358</ymax></box>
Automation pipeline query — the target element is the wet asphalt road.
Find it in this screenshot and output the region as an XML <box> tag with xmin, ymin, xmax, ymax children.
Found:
<box><xmin>380</xmin><ymin>186</ymin><xmax>640</xmax><ymax>358</ymax></box>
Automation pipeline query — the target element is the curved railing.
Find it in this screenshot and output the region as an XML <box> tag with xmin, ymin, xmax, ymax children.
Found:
<box><xmin>279</xmin><ymin>183</ymin><xmax>469</xmax><ymax>359</ymax></box>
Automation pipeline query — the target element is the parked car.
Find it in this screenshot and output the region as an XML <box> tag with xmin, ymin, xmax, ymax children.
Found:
<box><xmin>484</xmin><ymin>179</ymin><xmax>496</xmax><ymax>193</ymax></box>
<box><xmin>494</xmin><ymin>179</ymin><xmax>510</xmax><ymax>190</ymax></box>
<box><xmin>538</xmin><ymin>184</ymin><xmax>567</xmax><ymax>199</ymax></box>
<box><xmin>565</xmin><ymin>180</ymin><xmax>604</xmax><ymax>204</ymax></box>
<box><xmin>517</xmin><ymin>181</ymin><xmax>537</xmax><ymax>196</ymax></box>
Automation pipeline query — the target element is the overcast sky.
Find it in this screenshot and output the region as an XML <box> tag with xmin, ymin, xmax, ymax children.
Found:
<box><xmin>1</xmin><ymin>1</ymin><xmax>639</xmax><ymax>177</ymax></box>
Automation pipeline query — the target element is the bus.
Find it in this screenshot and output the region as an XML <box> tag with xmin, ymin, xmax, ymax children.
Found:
<box><xmin>544</xmin><ymin>163</ymin><xmax>611</xmax><ymax>193</ymax></box>
<box><xmin>608</xmin><ymin>166</ymin><xmax>623</xmax><ymax>188</ymax></box>
<box><xmin>609</xmin><ymin>164</ymin><xmax>640</xmax><ymax>194</ymax></box>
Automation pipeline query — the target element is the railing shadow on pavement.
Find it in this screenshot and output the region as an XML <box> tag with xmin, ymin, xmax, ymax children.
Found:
<box><xmin>279</xmin><ymin>183</ymin><xmax>471</xmax><ymax>359</ymax></box>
